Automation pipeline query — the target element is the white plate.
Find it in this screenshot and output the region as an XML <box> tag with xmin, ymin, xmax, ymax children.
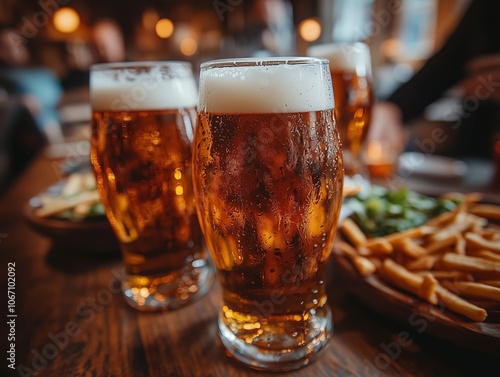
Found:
<box><xmin>398</xmin><ymin>152</ymin><xmax>468</xmax><ymax>180</ymax></box>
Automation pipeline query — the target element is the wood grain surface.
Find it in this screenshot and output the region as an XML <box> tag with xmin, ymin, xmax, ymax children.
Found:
<box><xmin>1</xmin><ymin>154</ymin><xmax>499</xmax><ymax>377</ymax></box>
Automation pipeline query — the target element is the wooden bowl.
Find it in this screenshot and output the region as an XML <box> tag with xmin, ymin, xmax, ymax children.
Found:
<box><xmin>333</xmin><ymin>250</ymin><xmax>500</xmax><ymax>358</ymax></box>
<box><xmin>23</xmin><ymin>193</ymin><xmax>119</xmax><ymax>254</ymax></box>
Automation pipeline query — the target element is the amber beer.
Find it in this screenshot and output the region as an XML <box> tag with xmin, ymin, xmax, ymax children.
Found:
<box><xmin>308</xmin><ymin>43</ymin><xmax>373</xmax><ymax>176</ymax></box>
<box><xmin>90</xmin><ymin>62</ymin><xmax>214</xmax><ymax>311</ymax></box>
<box><xmin>193</xmin><ymin>58</ymin><xmax>343</xmax><ymax>370</ymax></box>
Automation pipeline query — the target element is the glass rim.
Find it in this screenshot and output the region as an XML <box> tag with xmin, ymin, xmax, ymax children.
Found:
<box><xmin>200</xmin><ymin>56</ymin><xmax>329</xmax><ymax>70</ymax></box>
<box><xmin>90</xmin><ymin>60</ymin><xmax>192</xmax><ymax>72</ymax></box>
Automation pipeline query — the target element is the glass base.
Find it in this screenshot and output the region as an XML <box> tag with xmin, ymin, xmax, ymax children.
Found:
<box><xmin>218</xmin><ymin>305</ymin><xmax>332</xmax><ymax>371</ymax></box>
<box><xmin>122</xmin><ymin>257</ymin><xmax>214</xmax><ymax>312</ymax></box>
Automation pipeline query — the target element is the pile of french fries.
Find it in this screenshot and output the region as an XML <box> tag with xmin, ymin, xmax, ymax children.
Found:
<box><xmin>337</xmin><ymin>192</ymin><xmax>500</xmax><ymax>322</ymax></box>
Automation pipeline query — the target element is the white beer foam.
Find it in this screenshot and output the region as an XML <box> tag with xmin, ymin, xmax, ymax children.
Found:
<box><xmin>199</xmin><ymin>58</ymin><xmax>334</xmax><ymax>114</ymax></box>
<box><xmin>91</xmin><ymin>74</ymin><xmax>197</xmax><ymax>111</ymax></box>
<box><xmin>308</xmin><ymin>43</ymin><xmax>372</xmax><ymax>75</ymax></box>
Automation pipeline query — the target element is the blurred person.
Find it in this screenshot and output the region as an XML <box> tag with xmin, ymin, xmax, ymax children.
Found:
<box><xmin>92</xmin><ymin>19</ymin><xmax>126</xmax><ymax>64</ymax></box>
<box><xmin>0</xmin><ymin>98</ymin><xmax>44</xmax><ymax>194</ymax></box>
<box><xmin>0</xmin><ymin>27</ymin><xmax>64</xmax><ymax>143</ymax></box>
<box><xmin>223</xmin><ymin>0</ymin><xmax>294</xmax><ymax>57</ymax></box>
<box><xmin>369</xmin><ymin>0</ymin><xmax>500</xmax><ymax>159</ymax></box>
<box><xmin>248</xmin><ymin>0</ymin><xmax>294</xmax><ymax>56</ymax></box>
<box><xmin>64</xmin><ymin>19</ymin><xmax>125</xmax><ymax>89</ymax></box>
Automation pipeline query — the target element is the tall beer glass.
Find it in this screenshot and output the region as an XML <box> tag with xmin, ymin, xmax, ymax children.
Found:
<box><xmin>193</xmin><ymin>57</ymin><xmax>343</xmax><ymax>370</ymax></box>
<box><xmin>90</xmin><ymin>62</ymin><xmax>214</xmax><ymax>312</ymax></box>
<box><xmin>308</xmin><ymin>42</ymin><xmax>373</xmax><ymax>182</ymax></box>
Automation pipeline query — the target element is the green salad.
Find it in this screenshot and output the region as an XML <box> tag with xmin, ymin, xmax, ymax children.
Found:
<box><xmin>348</xmin><ymin>187</ymin><xmax>461</xmax><ymax>237</ymax></box>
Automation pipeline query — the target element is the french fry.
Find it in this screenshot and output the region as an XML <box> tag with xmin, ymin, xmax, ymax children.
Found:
<box><xmin>480</xmin><ymin>229</ymin><xmax>500</xmax><ymax>241</ymax></box>
<box><xmin>468</xmin><ymin>250</ymin><xmax>500</xmax><ymax>263</ymax></box>
<box><xmin>73</xmin><ymin>201</ymin><xmax>97</xmax><ymax>220</ymax></box>
<box><xmin>419</xmin><ymin>274</ymin><xmax>439</xmax><ymax>305</ymax></box>
<box><xmin>416</xmin><ymin>270</ymin><xmax>474</xmax><ymax>282</ymax></box>
<box><xmin>35</xmin><ymin>191</ymin><xmax>101</xmax><ymax>218</ymax></box>
<box><xmin>380</xmin><ymin>259</ymin><xmax>438</xmax><ymax>305</ymax></box>
<box><xmin>337</xmin><ymin>241</ymin><xmax>357</xmax><ymax>257</ymax></box>
<box><xmin>463</xmin><ymin>192</ymin><xmax>484</xmax><ymax>204</ymax></box>
<box><xmin>425</xmin><ymin>210</ymin><xmax>457</xmax><ymax>227</ymax></box>
<box><xmin>428</xmin><ymin>214</ymin><xmax>472</xmax><ymax>243</ymax></box>
<box><xmin>438</xmin><ymin>192</ymin><xmax>482</xmax><ymax>205</ymax></box>
<box><xmin>61</xmin><ymin>174</ymin><xmax>81</xmax><ymax>197</ymax></box>
<box><xmin>338</xmin><ymin>241</ymin><xmax>377</xmax><ymax>277</ymax></box>
<box><xmin>405</xmin><ymin>255</ymin><xmax>439</xmax><ymax>271</ymax></box>
<box><xmin>441</xmin><ymin>281</ymin><xmax>500</xmax><ymax>302</ymax></box>
<box><xmin>352</xmin><ymin>257</ymin><xmax>377</xmax><ymax>277</ymax></box>
<box><xmin>440</xmin><ymin>253</ymin><xmax>500</xmax><ymax>274</ymax></box>
<box><xmin>425</xmin><ymin>233</ymin><xmax>460</xmax><ymax>254</ymax></box>
<box><xmin>454</xmin><ymin>234</ymin><xmax>466</xmax><ymax>255</ymax></box>
<box><xmin>363</xmin><ymin>238</ymin><xmax>393</xmax><ymax>255</ymax></box>
<box><xmin>384</xmin><ymin>226</ymin><xmax>434</xmax><ymax>245</ymax></box>
<box><xmin>469</xmin><ymin>221</ymin><xmax>485</xmax><ymax>235</ymax></box>
<box><xmin>465</xmin><ymin>232</ymin><xmax>500</xmax><ymax>253</ymax></box>
<box><xmin>478</xmin><ymin>280</ymin><xmax>500</xmax><ymax>288</ymax></box>
<box><xmin>435</xmin><ymin>285</ymin><xmax>487</xmax><ymax>322</ymax></box>
<box><xmin>368</xmin><ymin>257</ymin><xmax>382</xmax><ymax>270</ymax></box>
<box><xmin>357</xmin><ymin>245</ymin><xmax>372</xmax><ymax>257</ymax></box>
<box><xmin>467</xmin><ymin>214</ymin><xmax>488</xmax><ymax>229</ymax></box>
<box><xmin>394</xmin><ymin>238</ymin><xmax>426</xmax><ymax>258</ymax></box>
<box><xmin>440</xmin><ymin>192</ymin><xmax>465</xmax><ymax>201</ymax></box>
<box><xmin>340</xmin><ymin>218</ymin><xmax>367</xmax><ymax>247</ymax></box>
<box><xmin>468</xmin><ymin>204</ymin><xmax>500</xmax><ymax>221</ymax></box>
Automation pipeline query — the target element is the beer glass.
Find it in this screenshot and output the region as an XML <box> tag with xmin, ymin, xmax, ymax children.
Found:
<box><xmin>193</xmin><ymin>57</ymin><xmax>343</xmax><ymax>370</ymax></box>
<box><xmin>90</xmin><ymin>62</ymin><xmax>214</xmax><ymax>312</ymax></box>
<box><xmin>308</xmin><ymin>42</ymin><xmax>373</xmax><ymax>183</ymax></box>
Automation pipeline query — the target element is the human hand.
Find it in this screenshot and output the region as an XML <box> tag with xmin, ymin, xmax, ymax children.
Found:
<box><xmin>461</xmin><ymin>53</ymin><xmax>500</xmax><ymax>103</ymax></box>
<box><xmin>367</xmin><ymin>102</ymin><xmax>408</xmax><ymax>157</ymax></box>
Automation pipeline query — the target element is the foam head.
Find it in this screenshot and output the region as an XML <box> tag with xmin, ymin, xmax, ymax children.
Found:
<box><xmin>90</xmin><ymin>62</ymin><xmax>198</xmax><ymax>111</ymax></box>
<box><xmin>198</xmin><ymin>57</ymin><xmax>334</xmax><ymax>114</ymax></box>
<box><xmin>308</xmin><ymin>42</ymin><xmax>372</xmax><ymax>76</ymax></box>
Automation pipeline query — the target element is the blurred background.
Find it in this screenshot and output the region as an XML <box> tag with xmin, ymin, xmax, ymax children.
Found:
<box><xmin>0</xmin><ymin>0</ymin><xmax>478</xmax><ymax>194</ymax></box>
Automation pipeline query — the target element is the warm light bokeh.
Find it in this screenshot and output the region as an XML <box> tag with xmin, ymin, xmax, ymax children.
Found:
<box><xmin>53</xmin><ymin>7</ymin><xmax>80</xmax><ymax>33</ymax></box>
<box><xmin>142</xmin><ymin>8</ymin><xmax>160</xmax><ymax>31</ymax></box>
<box><xmin>155</xmin><ymin>18</ymin><xmax>174</xmax><ymax>39</ymax></box>
<box><xmin>180</xmin><ymin>37</ymin><xmax>197</xmax><ymax>56</ymax></box>
<box><xmin>299</xmin><ymin>18</ymin><xmax>321</xmax><ymax>42</ymax></box>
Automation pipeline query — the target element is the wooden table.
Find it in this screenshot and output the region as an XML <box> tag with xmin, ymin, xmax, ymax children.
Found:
<box><xmin>0</xmin><ymin>152</ymin><xmax>498</xmax><ymax>377</ymax></box>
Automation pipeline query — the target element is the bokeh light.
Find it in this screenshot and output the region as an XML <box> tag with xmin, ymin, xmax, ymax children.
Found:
<box><xmin>155</xmin><ymin>18</ymin><xmax>174</xmax><ymax>39</ymax></box>
<box><xmin>142</xmin><ymin>8</ymin><xmax>160</xmax><ymax>31</ymax></box>
<box><xmin>299</xmin><ymin>18</ymin><xmax>321</xmax><ymax>42</ymax></box>
<box><xmin>180</xmin><ymin>37</ymin><xmax>197</xmax><ymax>56</ymax></box>
<box><xmin>53</xmin><ymin>7</ymin><xmax>80</xmax><ymax>33</ymax></box>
